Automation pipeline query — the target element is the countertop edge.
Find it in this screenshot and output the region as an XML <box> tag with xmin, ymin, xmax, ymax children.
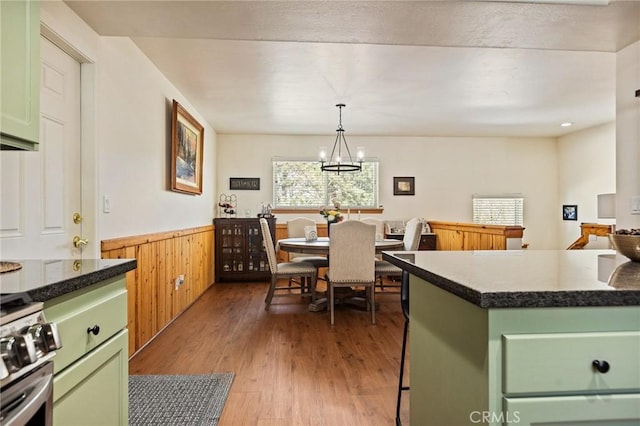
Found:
<box><xmin>381</xmin><ymin>251</ymin><xmax>640</xmax><ymax>308</ymax></box>
<box><xmin>26</xmin><ymin>259</ymin><xmax>137</xmax><ymax>302</ymax></box>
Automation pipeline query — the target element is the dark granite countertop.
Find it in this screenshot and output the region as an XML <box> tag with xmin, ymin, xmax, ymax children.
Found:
<box><xmin>381</xmin><ymin>249</ymin><xmax>640</xmax><ymax>308</ymax></box>
<box><xmin>0</xmin><ymin>259</ymin><xmax>137</xmax><ymax>302</ymax></box>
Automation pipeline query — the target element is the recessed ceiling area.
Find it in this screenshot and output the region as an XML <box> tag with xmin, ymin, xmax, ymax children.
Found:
<box><xmin>64</xmin><ymin>0</ymin><xmax>640</xmax><ymax>138</ymax></box>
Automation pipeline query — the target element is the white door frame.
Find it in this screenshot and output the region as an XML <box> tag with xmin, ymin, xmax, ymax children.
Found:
<box><xmin>40</xmin><ymin>22</ymin><xmax>99</xmax><ymax>258</ymax></box>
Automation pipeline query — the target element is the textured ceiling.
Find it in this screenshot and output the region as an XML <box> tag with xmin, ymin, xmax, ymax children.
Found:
<box><xmin>64</xmin><ymin>0</ymin><xmax>640</xmax><ymax>137</ymax></box>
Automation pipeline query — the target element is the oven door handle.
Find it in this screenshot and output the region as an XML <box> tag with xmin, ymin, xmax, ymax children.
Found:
<box><xmin>2</xmin><ymin>372</ymin><xmax>52</xmax><ymax>426</ymax></box>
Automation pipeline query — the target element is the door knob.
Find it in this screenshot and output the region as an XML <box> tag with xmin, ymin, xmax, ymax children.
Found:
<box><xmin>73</xmin><ymin>236</ymin><xmax>88</xmax><ymax>248</ymax></box>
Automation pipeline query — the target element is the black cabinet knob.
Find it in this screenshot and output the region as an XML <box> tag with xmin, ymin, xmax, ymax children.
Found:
<box><xmin>592</xmin><ymin>360</ymin><xmax>610</xmax><ymax>373</ymax></box>
<box><xmin>87</xmin><ymin>325</ymin><xmax>100</xmax><ymax>336</ymax></box>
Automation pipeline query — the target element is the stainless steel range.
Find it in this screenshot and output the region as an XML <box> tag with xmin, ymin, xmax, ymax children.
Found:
<box><xmin>1</xmin><ymin>293</ymin><xmax>62</xmax><ymax>425</ymax></box>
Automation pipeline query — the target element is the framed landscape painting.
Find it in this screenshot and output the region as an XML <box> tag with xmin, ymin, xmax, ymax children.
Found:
<box><xmin>170</xmin><ymin>100</ymin><xmax>204</xmax><ymax>195</ymax></box>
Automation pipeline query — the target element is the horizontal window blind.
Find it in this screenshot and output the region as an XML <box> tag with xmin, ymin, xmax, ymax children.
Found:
<box><xmin>472</xmin><ymin>194</ymin><xmax>524</xmax><ymax>226</ymax></box>
<box><xmin>273</xmin><ymin>159</ymin><xmax>378</xmax><ymax>208</ymax></box>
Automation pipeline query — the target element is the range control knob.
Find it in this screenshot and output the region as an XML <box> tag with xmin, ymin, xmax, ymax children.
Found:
<box><xmin>0</xmin><ymin>335</ymin><xmax>37</xmax><ymax>372</ymax></box>
<box><xmin>24</xmin><ymin>323</ymin><xmax>63</xmax><ymax>354</ymax></box>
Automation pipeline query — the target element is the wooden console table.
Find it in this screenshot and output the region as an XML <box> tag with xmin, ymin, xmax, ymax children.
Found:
<box><xmin>427</xmin><ymin>220</ymin><xmax>525</xmax><ymax>251</ymax></box>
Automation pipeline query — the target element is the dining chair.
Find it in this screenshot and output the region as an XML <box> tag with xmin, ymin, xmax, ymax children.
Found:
<box><xmin>259</xmin><ymin>218</ymin><xmax>318</xmax><ymax>310</ymax></box>
<box><xmin>375</xmin><ymin>218</ymin><xmax>423</xmax><ymax>289</ymax></box>
<box><xmin>286</xmin><ymin>217</ymin><xmax>329</xmax><ymax>291</ymax></box>
<box><xmin>325</xmin><ymin>220</ymin><xmax>376</xmax><ymax>325</ymax></box>
<box><xmin>361</xmin><ymin>217</ymin><xmax>385</xmax><ymax>261</ymax></box>
<box><xmin>360</xmin><ymin>217</ymin><xmax>385</xmax><ymax>240</ymax></box>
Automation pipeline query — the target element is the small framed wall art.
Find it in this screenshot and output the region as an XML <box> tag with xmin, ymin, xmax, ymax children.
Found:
<box><xmin>229</xmin><ymin>177</ymin><xmax>260</xmax><ymax>190</ymax></box>
<box><xmin>562</xmin><ymin>204</ymin><xmax>578</xmax><ymax>221</ymax></box>
<box><xmin>394</xmin><ymin>177</ymin><xmax>415</xmax><ymax>196</ymax></box>
<box><xmin>170</xmin><ymin>100</ymin><xmax>204</xmax><ymax>195</ymax></box>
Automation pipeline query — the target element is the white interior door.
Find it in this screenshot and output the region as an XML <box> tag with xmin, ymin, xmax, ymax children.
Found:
<box><xmin>0</xmin><ymin>36</ymin><xmax>82</xmax><ymax>259</ymax></box>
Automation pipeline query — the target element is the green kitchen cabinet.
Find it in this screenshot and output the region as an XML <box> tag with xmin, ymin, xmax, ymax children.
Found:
<box><xmin>52</xmin><ymin>330</ymin><xmax>128</xmax><ymax>426</ymax></box>
<box><xmin>44</xmin><ymin>276</ymin><xmax>129</xmax><ymax>425</ymax></box>
<box><xmin>1</xmin><ymin>0</ymin><xmax>40</xmax><ymax>150</ymax></box>
<box><xmin>410</xmin><ymin>276</ymin><xmax>640</xmax><ymax>426</ymax></box>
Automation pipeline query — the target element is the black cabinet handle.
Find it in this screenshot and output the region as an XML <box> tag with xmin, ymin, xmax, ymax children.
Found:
<box><xmin>87</xmin><ymin>325</ymin><xmax>100</xmax><ymax>336</ymax></box>
<box><xmin>592</xmin><ymin>360</ymin><xmax>610</xmax><ymax>373</ymax></box>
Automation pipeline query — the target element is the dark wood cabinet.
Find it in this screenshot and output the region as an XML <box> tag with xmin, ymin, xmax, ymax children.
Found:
<box><xmin>214</xmin><ymin>218</ymin><xmax>275</xmax><ymax>282</ymax></box>
<box><xmin>386</xmin><ymin>233</ymin><xmax>437</xmax><ymax>250</ymax></box>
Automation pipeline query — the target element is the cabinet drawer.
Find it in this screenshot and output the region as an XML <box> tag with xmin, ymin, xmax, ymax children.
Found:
<box><xmin>44</xmin><ymin>277</ymin><xmax>127</xmax><ymax>374</ymax></box>
<box><xmin>503</xmin><ymin>332</ymin><xmax>640</xmax><ymax>395</ymax></box>
<box><xmin>504</xmin><ymin>393</ymin><xmax>640</xmax><ymax>425</ymax></box>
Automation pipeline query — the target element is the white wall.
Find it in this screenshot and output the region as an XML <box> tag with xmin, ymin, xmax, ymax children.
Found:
<box><xmin>616</xmin><ymin>40</ymin><xmax>640</xmax><ymax>230</ymax></box>
<box><xmin>96</xmin><ymin>37</ymin><xmax>216</xmax><ymax>239</ymax></box>
<box><xmin>217</xmin><ymin>134</ymin><xmax>559</xmax><ymax>249</ymax></box>
<box><xmin>557</xmin><ymin>122</ymin><xmax>616</xmax><ymax>249</ymax></box>
<box><xmin>42</xmin><ymin>2</ymin><xmax>217</xmax><ymax>242</ymax></box>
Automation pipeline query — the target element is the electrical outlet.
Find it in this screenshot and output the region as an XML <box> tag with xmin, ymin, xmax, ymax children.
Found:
<box><xmin>174</xmin><ymin>274</ymin><xmax>185</xmax><ymax>289</ymax></box>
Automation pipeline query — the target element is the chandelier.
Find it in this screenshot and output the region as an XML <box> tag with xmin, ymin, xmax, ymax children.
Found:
<box><xmin>319</xmin><ymin>104</ymin><xmax>364</xmax><ymax>173</ymax></box>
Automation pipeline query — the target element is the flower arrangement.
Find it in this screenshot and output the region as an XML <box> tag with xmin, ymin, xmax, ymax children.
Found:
<box><xmin>320</xmin><ymin>203</ymin><xmax>344</xmax><ymax>223</ymax></box>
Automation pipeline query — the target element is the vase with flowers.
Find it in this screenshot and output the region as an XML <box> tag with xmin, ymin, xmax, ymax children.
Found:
<box><xmin>320</xmin><ymin>203</ymin><xmax>344</xmax><ymax>236</ymax></box>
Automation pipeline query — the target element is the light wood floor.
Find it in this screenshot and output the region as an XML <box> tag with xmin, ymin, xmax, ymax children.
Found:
<box><xmin>129</xmin><ymin>280</ymin><xmax>410</xmax><ymax>425</ymax></box>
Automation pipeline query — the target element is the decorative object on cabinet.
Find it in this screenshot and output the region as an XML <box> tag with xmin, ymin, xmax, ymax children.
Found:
<box><xmin>218</xmin><ymin>194</ymin><xmax>237</xmax><ymax>218</ymax></box>
<box><xmin>170</xmin><ymin>100</ymin><xmax>204</xmax><ymax>195</ymax></box>
<box><xmin>129</xmin><ymin>372</ymin><xmax>234</xmax><ymax>426</ymax></box>
<box><xmin>393</xmin><ymin>177</ymin><xmax>415</xmax><ymax>196</ymax></box>
<box><xmin>214</xmin><ymin>217</ymin><xmax>276</xmax><ymax>282</ymax></box>
<box><xmin>562</xmin><ymin>204</ymin><xmax>578</xmax><ymax>220</ymax></box>
<box><xmin>319</xmin><ymin>104</ymin><xmax>365</xmax><ymax>174</ymax></box>
<box><xmin>258</xmin><ymin>202</ymin><xmax>273</xmax><ymax>218</ymax></box>
<box><xmin>229</xmin><ymin>177</ymin><xmax>260</xmax><ymax>190</ymax></box>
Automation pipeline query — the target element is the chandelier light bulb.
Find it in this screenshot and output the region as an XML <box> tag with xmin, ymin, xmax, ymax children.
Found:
<box><xmin>319</xmin><ymin>146</ymin><xmax>327</xmax><ymax>161</ymax></box>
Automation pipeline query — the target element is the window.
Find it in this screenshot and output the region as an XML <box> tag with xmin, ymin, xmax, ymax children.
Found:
<box><xmin>273</xmin><ymin>159</ymin><xmax>379</xmax><ymax>208</ymax></box>
<box><xmin>472</xmin><ymin>194</ymin><xmax>524</xmax><ymax>226</ymax></box>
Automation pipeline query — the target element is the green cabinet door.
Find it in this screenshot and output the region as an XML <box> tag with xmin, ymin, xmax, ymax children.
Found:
<box><xmin>52</xmin><ymin>330</ymin><xmax>129</xmax><ymax>426</ymax></box>
<box><xmin>1</xmin><ymin>0</ymin><xmax>40</xmax><ymax>150</ymax></box>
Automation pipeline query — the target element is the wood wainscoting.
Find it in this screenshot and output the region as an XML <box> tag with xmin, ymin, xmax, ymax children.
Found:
<box><xmin>428</xmin><ymin>220</ymin><xmax>525</xmax><ymax>250</ymax></box>
<box><xmin>101</xmin><ymin>225</ymin><xmax>214</xmax><ymax>356</ymax></box>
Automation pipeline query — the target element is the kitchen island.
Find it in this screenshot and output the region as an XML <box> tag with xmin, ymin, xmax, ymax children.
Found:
<box><xmin>381</xmin><ymin>249</ymin><xmax>640</xmax><ymax>426</ymax></box>
<box><xmin>0</xmin><ymin>258</ymin><xmax>136</xmax><ymax>425</ymax></box>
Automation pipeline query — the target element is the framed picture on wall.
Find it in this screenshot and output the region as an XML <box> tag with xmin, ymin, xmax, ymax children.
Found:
<box><xmin>170</xmin><ymin>100</ymin><xmax>204</xmax><ymax>195</ymax></box>
<box><xmin>562</xmin><ymin>204</ymin><xmax>578</xmax><ymax>221</ymax></box>
<box><xmin>230</xmin><ymin>177</ymin><xmax>260</xmax><ymax>190</ymax></box>
<box><xmin>394</xmin><ymin>177</ymin><xmax>415</xmax><ymax>196</ymax></box>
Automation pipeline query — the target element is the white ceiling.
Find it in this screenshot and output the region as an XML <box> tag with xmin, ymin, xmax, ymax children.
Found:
<box><xmin>64</xmin><ymin>0</ymin><xmax>640</xmax><ymax>138</ymax></box>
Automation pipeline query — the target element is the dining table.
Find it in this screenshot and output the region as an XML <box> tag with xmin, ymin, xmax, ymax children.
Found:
<box><xmin>276</xmin><ymin>236</ymin><xmax>404</xmax><ymax>311</ymax></box>
<box><xmin>276</xmin><ymin>236</ymin><xmax>404</xmax><ymax>255</ymax></box>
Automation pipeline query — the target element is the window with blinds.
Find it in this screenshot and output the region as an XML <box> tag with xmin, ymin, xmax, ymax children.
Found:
<box><xmin>472</xmin><ymin>194</ymin><xmax>524</xmax><ymax>226</ymax></box>
<box><xmin>273</xmin><ymin>159</ymin><xmax>379</xmax><ymax>208</ymax></box>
